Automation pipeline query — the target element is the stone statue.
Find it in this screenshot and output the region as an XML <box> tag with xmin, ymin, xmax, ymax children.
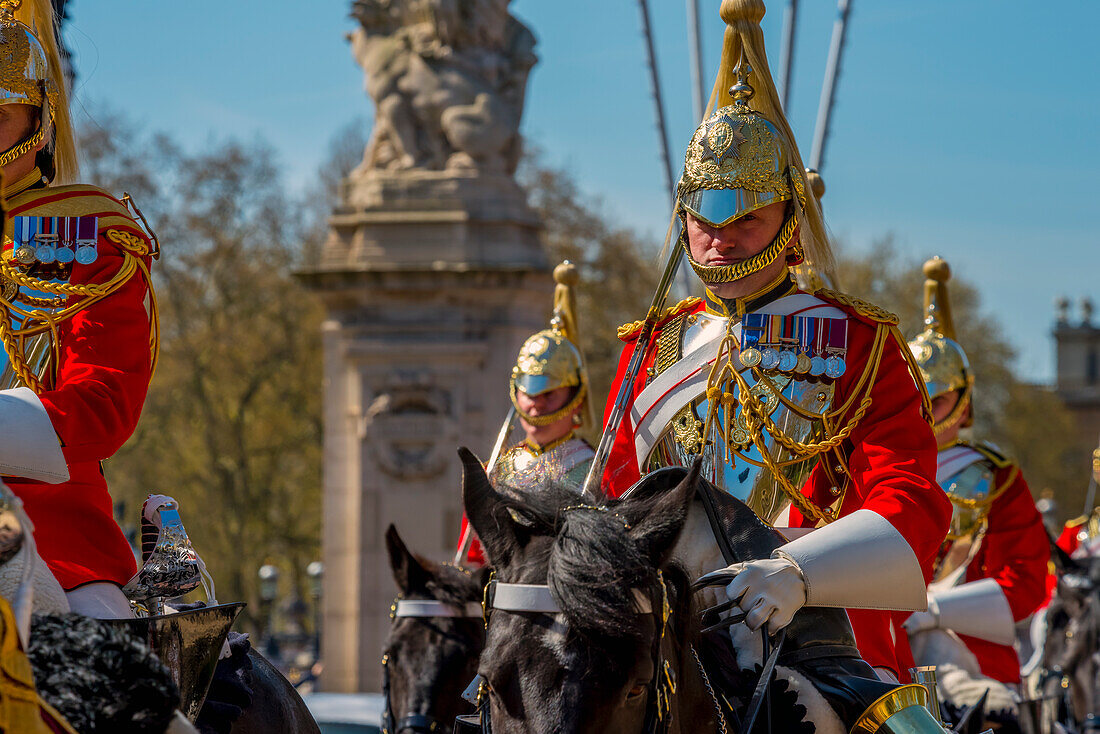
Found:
<box><xmin>349</xmin><ymin>0</ymin><xmax>537</xmax><ymax>176</ymax></box>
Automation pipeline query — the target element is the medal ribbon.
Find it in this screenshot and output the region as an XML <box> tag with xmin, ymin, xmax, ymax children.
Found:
<box><xmin>742</xmin><ymin>312</ymin><xmax>765</xmax><ymax>350</ymax></box>
<box><xmin>827</xmin><ymin>318</ymin><xmax>849</xmax><ymax>353</ymax></box>
<box><xmin>798</xmin><ymin>317</ymin><xmax>814</xmax><ymax>356</ymax></box>
<box><xmin>76</xmin><ymin>216</ymin><xmax>97</xmax><ymax>244</ymax></box>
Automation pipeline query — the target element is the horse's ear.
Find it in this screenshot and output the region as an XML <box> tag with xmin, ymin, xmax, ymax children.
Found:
<box><xmin>460</xmin><ymin>447</ymin><xmax>519</xmax><ymax>569</ymax></box>
<box><xmin>385</xmin><ymin>524</ymin><xmax>432</xmax><ymax>595</ymax></box>
<box><xmin>1050</xmin><ymin>535</ymin><xmax>1081</xmax><ymax>577</ymax></box>
<box><xmin>625</xmin><ymin>460</ymin><xmax>699</xmax><ymax>567</ymax></box>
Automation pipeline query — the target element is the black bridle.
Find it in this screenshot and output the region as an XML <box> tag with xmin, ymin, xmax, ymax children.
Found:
<box><xmin>381</xmin><ymin>597</ymin><xmax>482</xmax><ymax>734</ymax></box>
<box><xmin>455</xmin><ymin>575</ymin><xmax>677</xmax><ymax>734</ymax></box>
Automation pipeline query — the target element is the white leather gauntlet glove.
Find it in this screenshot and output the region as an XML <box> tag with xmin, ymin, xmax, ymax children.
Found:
<box><xmin>723</xmin><ymin>556</ymin><xmax>807</xmax><ymax>634</ymax></box>
<box><xmin>901</xmin><ymin>601</ymin><xmax>940</xmax><ymax>636</ymax></box>
<box><xmin>903</xmin><ymin>579</ymin><xmax>1015</xmax><ymax>646</ymax></box>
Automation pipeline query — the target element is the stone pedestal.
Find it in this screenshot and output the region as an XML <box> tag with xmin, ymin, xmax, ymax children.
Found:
<box><xmin>299</xmin><ymin>169</ymin><xmax>549</xmax><ymax>692</ymax></box>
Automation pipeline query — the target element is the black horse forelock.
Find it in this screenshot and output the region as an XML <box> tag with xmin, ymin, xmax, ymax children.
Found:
<box><xmin>494</xmin><ymin>480</ymin><xmax>693</xmax><ymax>646</ymax></box>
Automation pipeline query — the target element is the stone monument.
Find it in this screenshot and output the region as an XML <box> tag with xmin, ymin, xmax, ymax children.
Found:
<box><xmin>299</xmin><ymin>0</ymin><xmax>549</xmax><ymax>692</ymax></box>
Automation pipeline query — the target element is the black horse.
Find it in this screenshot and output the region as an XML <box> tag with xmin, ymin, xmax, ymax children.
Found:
<box><xmin>1033</xmin><ymin>540</ymin><xmax>1100</xmax><ymax>732</ymax></box>
<box><xmin>460</xmin><ymin>449</ymin><xmax>921</xmax><ymax>733</ymax></box>
<box><xmin>382</xmin><ymin>524</ymin><xmax>488</xmax><ymax>734</ymax></box>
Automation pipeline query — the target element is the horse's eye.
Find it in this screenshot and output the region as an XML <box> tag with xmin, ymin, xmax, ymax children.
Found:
<box><xmin>627</xmin><ymin>684</ymin><xmax>647</xmax><ymax>699</ymax></box>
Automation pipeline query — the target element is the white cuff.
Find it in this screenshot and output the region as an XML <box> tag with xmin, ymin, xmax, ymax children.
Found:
<box><xmin>930</xmin><ymin>578</ymin><xmax>1015</xmax><ymax>646</ymax></box>
<box><xmin>773</xmin><ymin>509</ymin><xmax>927</xmax><ymax>610</ymax></box>
<box><xmin>0</xmin><ymin>388</ymin><xmax>68</xmax><ymax>483</ymax></box>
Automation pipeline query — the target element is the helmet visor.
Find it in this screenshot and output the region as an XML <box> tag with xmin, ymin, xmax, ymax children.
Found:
<box><xmin>514</xmin><ymin>373</ymin><xmax>559</xmax><ymax>397</ymax></box>
<box><xmin>680</xmin><ymin>187</ymin><xmax>790</xmax><ymax>229</ymax></box>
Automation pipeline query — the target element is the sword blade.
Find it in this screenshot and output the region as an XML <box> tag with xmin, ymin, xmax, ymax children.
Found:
<box><xmin>454</xmin><ymin>406</ymin><xmax>518</xmax><ymax>564</ymax></box>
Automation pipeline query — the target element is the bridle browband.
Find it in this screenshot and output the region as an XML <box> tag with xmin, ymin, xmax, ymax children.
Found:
<box><xmin>489</xmin><ymin>581</ymin><xmax>653</xmax><ymax>614</ymax></box>
<box><xmin>382</xmin><ymin>597</ymin><xmax>483</xmax><ymax>734</ymax></box>
<box><xmin>394</xmin><ymin>599</ymin><xmax>483</xmax><ymax>618</ymax></box>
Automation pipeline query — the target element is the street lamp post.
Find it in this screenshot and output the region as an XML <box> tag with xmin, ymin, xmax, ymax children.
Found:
<box><xmin>258</xmin><ymin>564</ymin><xmax>280</xmax><ymax>662</ymax></box>
<box><xmin>306</xmin><ymin>561</ymin><xmax>323</xmax><ymax>661</ymax></box>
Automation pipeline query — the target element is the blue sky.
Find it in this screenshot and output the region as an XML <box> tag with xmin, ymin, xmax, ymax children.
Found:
<box><xmin>64</xmin><ymin>1</ymin><xmax>1099</xmax><ymax>383</ymax></box>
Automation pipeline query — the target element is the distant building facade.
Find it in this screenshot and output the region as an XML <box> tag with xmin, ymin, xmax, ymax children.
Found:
<box><xmin>1054</xmin><ymin>297</ymin><xmax>1100</xmax><ymax>443</ymax></box>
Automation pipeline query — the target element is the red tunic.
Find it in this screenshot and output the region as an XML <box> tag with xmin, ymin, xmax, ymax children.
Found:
<box><xmin>458</xmin><ymin>515</ymin><xmax>487</xmax><ymax>567</ymax></box>
<box><xmin>1042</xmin><ymin>517</ymin><xmax>1085</xmax><ymax>607</ymax></box>
<box><xmin>948</xmin><ymin>462</ymin><xmax>1047</xmax><ymax>683</ymax></box>
<box><xmin>602</xmin><ymin>292</ymin><xmax>950</xmax><ymax>677</ymax></box>
<box><xmin>3</xmin><ymin>184</ymin><xmax>153</xmax><ymax>590</ymax></box>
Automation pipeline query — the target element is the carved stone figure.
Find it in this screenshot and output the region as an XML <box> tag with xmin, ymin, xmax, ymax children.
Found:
<box><xmin>349</xmin><ymin>0</ymin><xmax>537</xmax><ymax>176</ymax></box>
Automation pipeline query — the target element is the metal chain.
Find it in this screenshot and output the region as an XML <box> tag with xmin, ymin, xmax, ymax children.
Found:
<box><xmin>690</xmin><ymin>646</ymin><xmax>728</xmax><ymax>734</ymax></box>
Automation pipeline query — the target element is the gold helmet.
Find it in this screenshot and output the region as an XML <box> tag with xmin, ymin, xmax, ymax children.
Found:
<box><xmin>676</xmin><ymin>0</ymin><xmax>834</xmax><ymax>285</ymax></box>
<box><xmin>0</xmin><ymin>0</ymin><xmax>77</xmax><ymax>182</ymax></box>
<box><xmin>907</xmin><ymin>257</ymin><xmax>974</xmax><ymax>434</ymax></box>
<box><xmin>509</xmin><ymin>262</ymin><xmax>595</xmax><ymax>435</ymax></box>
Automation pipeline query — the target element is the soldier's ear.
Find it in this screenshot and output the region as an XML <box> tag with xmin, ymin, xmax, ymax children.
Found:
<box><xmin>625</xmin><ymin>460</ymin><xmax>698</xmax><ymax>567</ymax></box>
<box><xmin>460</xmin><ymin>447</ymin><xmax>521</xmax><ymax>569</ymax></box>
<box><xmin>385</xmin><ymin>524</ymin><xmax>432</xmax><ymax>595</ymax></box>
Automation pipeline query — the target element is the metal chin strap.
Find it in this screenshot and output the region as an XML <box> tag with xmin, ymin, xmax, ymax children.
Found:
<box><xmin>382</xmin><ymin>596</ymin><xmax>483</xmax><ymax>734</ymax></box>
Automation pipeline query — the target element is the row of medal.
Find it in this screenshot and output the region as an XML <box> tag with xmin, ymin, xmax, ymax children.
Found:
<box><xmin>10</xmin><ymin>216</ymin><xmax>99</xmax><ymax>267</ymax></box>
<box><xmin>739</xmin><ymin>312</ymin><xmax>849</xmax><ymax>379</ymax></box>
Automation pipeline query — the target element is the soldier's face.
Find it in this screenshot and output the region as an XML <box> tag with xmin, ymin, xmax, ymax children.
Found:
<box><xmin>0</xmin><ymin>103</ymin><xmax>42</xmax><ymax>179</ymax></box>
<box><xmin>685</xmin><ymin>201</ymin><xmax>790</xmax><ymax>300</ymax></box>
<box><xmin>931</xmin><ymin>390</ymin><xmax>969</xmax><ymax>446</ymax></box>
<box><xmin>516</xmin><ymin>386</ymin><xmax>577</xmax><ymax>446</ymax></box>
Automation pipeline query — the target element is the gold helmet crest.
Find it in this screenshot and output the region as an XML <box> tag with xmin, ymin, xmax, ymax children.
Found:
<box><xmin>675</xmin><ymin>0</ymin><xmax>834</xmax><ymax>285</ymax></box>
<box><xmin>509</xmin><ymin>262</ymin><xmax>594</xmax><ymax>434</ymax></box>
<box><xmin>908</xmin><ymin>257</ymin><xmax>974</xmax><ymax>433</ymax></box>
<box><xmin>0</xmin><ymin>0</ymin><xmax>77</xmax><ymax>182</ymax></box>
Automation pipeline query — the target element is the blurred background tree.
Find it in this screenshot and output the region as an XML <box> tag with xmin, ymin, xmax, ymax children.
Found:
<box><xmin>518</xmin><ymin>151</ymin><xmax>654</xmax><ymax>404</ymax></box>
<box><xmin>82</xmin><ymin>114</ymin><xmax>328</xmax><ymax>632</ymax></box>
<box><xmin>838</xmin><ymin>239</ymin><xmax>1093</xmax><ymax>518</ymax></box>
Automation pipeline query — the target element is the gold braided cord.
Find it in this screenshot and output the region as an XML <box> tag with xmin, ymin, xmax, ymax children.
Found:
<box><xmin>0</xmin><ymin>256</ymin><xmax>136</xmax><ymax>298</ymax></box>
<box><xmin>933</xmin><ymin>389</ymin><xmax>971</xmax><ymax>440</ymax></box>
<box><xmin>698</xmin><ymin>331</ymin><xmax>831</xmax><ymax>523</ymax></box>
<box><xmin>758</xmin><ymin>324</ymin><xmax>888</xmax><ymax>456</ymax></box>
<box><xmin>2</xmin><ymin>130</ymin><xmax>43</xmax><ymax>165</ymax></box>
<box><xmin>0</xmin><ymin>126</ymin><xmax>44</xmax><ymax>168</ymax></box>
<box><xmin>617</xmin><ymin>297</ymin><xmax>703</xmax><ymax>340</ymax></box>
<box><xmin>815</xmin><ymin>289</ymin><xmax>900</xmax><ymax>325</ymax></box>
<box><xmin>0</xmin><ymin>226</ymin><xmax>160</xmax><ymax>390</ymax></box>
<box><xmin>948</xmin><ymin>465</ymin><xmax>1019</xmax><ymax>511</ymax></box>
<box><xmin>19</xmin><ymin>293</ymin><xmax>63</xmax><ymax>309</ymax></box>
<box><xmin>0</xmin><ymin>315</ymin><xmax>41</xmax><ymax>391</ymax></box>
<box><xmin>682</xmin><ymin>213</ymin><xmax>797</xmax><ymax>284</ymax></box>
<box><xmin>889</xmin><ymin>324</ymin><xmax>934</xmax><ymax>425</ymax></box>
<box><xmin>696</xmin><ymin>322</ymin><xmax>895</xmax><ymax>524</ymax></box>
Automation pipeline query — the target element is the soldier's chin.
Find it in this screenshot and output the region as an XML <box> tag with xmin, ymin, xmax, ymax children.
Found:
<box><xmin>700</xmin><ymin>279</ymin><xmax>752</xmax><ymax>298</ymax></box>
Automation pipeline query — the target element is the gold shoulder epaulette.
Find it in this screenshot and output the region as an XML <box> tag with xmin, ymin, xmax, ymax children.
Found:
<box><xmin>7</xmin><ymin>184</ymin><xmax>148</xmax><ymax>234</ymax></box>
<box><xmin>617</xmin><ymin>297</ymin><xmax>702</xmax><ymax>341</ymax></box>
<box><xmin>815</xmin><ymin>288</ymin><xmax>899</xmax><ymax>325</ymax></box>
<box><xmin>971</xmin><ymin>441</ymin><xmax>1014</xmax><ymax>470</ymax></box>
<box><xmin>1066</xmin><ymin>514</ymin><xmax>1088</xmax><ymax>529</ymax></box>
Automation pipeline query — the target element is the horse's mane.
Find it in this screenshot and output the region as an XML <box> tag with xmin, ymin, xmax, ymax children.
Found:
<box><xmin>494</xmin><ymin>481</ymin><xmax>694</xmax><ymax>647</ymax></box>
